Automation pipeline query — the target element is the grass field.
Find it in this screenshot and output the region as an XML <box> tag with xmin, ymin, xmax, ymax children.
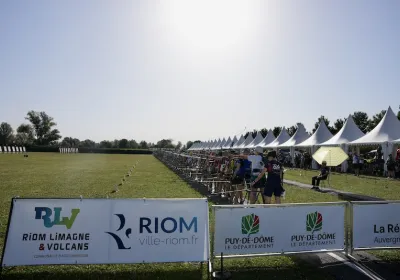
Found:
<box><xmin>0</xmin><ymin>153</ymin><xmax>392</xmax><ymax>279</ymax></box>
<box><xmin>284</xmin><ymin>168</ymin><xmax>400</xmax><ymax>200</ymax></box>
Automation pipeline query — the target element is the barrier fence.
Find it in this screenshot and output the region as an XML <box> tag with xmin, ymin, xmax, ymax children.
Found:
<box><xmin>1</xmin><ymin>199</ymin><xmax>400</xmax><ymax>278</ymax></box>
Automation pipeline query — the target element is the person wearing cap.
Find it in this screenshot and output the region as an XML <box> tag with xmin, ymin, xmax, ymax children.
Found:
<box><xmin>236</xmin><ymin>146</ymin><xmax>265</xmax><ymax>204</ymax></box>
<box><xmin>251</xmin><ymin>150</ymin><xmax>283</xmax><ymax>204</ymax></box>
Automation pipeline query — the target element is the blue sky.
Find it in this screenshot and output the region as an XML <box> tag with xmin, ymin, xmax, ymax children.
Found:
<box><xmin>1</xmin><ymin>0</ymin><xmax>399</xmax><ymax>144</ymax></box>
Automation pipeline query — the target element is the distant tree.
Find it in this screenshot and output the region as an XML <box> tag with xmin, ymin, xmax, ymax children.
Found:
<box><xmin>368</xmin><ymin>110</ymin><xmax>386</xmax><ymax>131</ymax></box>
<box><xmin>25</xmin><ymin>111</ymin><xmax>61</xmax><ymax>145</ymax></box>
<box><xmin>260</xmin><ymin>128</ymin><xmax>268</xmax><ymax>138</ymax></box>
<box><xmin>0</xmin><ymin>122</ymin><xmax>14</xmax><ymax>146</ymax></box>
<box><xmin>352</xmin><ymin>111</ymin><xmax>370</xmax><ymax>134</ymax></box>
<box><xmin>156</xmin><ymin>139</ymin><xmax>174</xmax><ymax>148</ymax></box>
<box><xmin>244</xmin><ymin>132</ymin><xmax>250</xmax><ymax>139</ymax></box>
<box><xmin>129</xmin><ymin>139</ymin><xmax>139</xmax><ymax>149</ymax></box>
<box><xmin>80</xmin><ymin>139</ymin><xmax>96</xmax><ymax>148</ymax></box>
<box><xmin>251</xmin><ymin>129</ymin><xmax>258</xmax><ymax>138</ymax></box>
<box><xmin>398</xmin><ymin>109</ymin><xmax>400</xmax><ymax>121</ymax></box>
<box><xmin>176</xmin><ymin>141</ymin><xmax>182</xmax><ymax>150</ymax></box>
<box><xmin>287</xmin><ymin>125</ymin><xmax>297</xmax><ymax>137</ymax></box>
<box><xmin>61</xmin><ymin>137</ymin><xmax>80</xmax><ymax>147</ymax></box>
<box><xmin>186</xmin><ymin>141</ymin><xmax>194</xmax><ymax>149</ymax></box>
<box><xmin>312</xmin><ymin>116</ymin><xmax>335</xmax><ymax>134</ymax></box>
<box><xmin>99</xmin><ymin>140</ymin><xmax>112</xmax><ymax>148</ymax></box>
<box><xmin>333</xmin><ymin>118</ymin><xmax>346</xmax><ymax>134</ymax></box>
<box><xmin>118</xmin><ymin>139</ymin><xmax>128</xmax><ymax>148</ymax></box>
<box><xmin>140</xmin><ymin>141</ymin><xmax>148</xmax><ymax>149</ymax></box>
<box><xmin>272</xmin><ymin>127</ymin><xmax>282</xmax><ymax>138</ymax></box>
<box><xmin>16</xmin><ymin>123</ymin><xmax>34</xmax><ymax>145</ymax></box>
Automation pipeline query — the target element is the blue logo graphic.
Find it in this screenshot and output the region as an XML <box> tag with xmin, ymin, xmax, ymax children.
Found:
<box><xmin>105</xmin><ymin>214</ymin><xmax>132</xmax><ymax>250</ymax></box>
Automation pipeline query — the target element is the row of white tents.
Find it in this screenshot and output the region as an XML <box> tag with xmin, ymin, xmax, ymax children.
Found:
<box><xmin>0</xmin><ymin>146</ymin><xmax>26</xmax><ymax>153</ymax></box>
<box><xmin>188</xmin><ymin>106</ymin><xmax>400</xmax><ymax>171</ymax></box>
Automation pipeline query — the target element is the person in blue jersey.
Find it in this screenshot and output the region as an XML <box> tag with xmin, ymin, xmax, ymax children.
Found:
<box><xmin>230</xmin><ymin>150</ymin><xmax>251</xmax><ymax>204</ymax></box>
<box><xmin>251</xmin><ymin>150</ymin><xmax>283</xmax><ymax>204</ymax></box>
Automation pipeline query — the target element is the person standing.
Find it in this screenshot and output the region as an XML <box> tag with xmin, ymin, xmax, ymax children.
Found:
<box><xmin>352</xmin><ymin>153</ymin><xmax>360</xmax><ymax>176</ymax></box>
<box><xmin>251</xmin><ymin>150</ymin><xmax>283</xmax><ymax>204</ymax></box>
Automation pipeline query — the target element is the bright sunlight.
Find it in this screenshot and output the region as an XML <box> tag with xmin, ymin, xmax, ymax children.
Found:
<box><xmin>163</xmin><ymin>0</ymin><xmax>257</xmax><ymax>52</ymax></box>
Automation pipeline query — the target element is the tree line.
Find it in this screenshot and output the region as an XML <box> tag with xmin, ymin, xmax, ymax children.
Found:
<box><xmin>187</xmin><ymin>108</ymin><xmax>400</xmax><ymax>149</ymax></box>
<box><xmin>0</xmin><ymin>111</ymin><xmax>183</xmax><ymax>150</ymax></box>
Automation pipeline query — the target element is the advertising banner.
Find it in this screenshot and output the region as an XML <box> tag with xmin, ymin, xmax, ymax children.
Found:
<box><xmin>1</xmin><ymin>198</ymin><xmax>209</xmax><ymax>266</ymax></box>
<box><xmin>214</xmin><ymin>203</ymin><xmax>345</xmax><ymax>255</ymax></box>
<box><xmin>352</xmin><ymin>202</ymin><xmax>400</xmax><ymax>249</ymax></box>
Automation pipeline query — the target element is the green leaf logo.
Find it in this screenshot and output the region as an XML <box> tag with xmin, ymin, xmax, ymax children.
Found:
<box><xmin>306</xmin><ymin>211</ymin><xmax>323</xmax><ymax>234</ymax></box>
<box><xmin>241</xmin><ymin>214</ymin><xmax>259</xmax><ymax>236</ymax></box>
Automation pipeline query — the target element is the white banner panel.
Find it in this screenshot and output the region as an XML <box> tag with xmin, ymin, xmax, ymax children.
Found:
<box><xmin>2</xmin><ymin>198</ymin><xmax>209</xmax><ymax>266</ymax></box>
<box><xmin>214</xmin><ymin>204</ymin><xmax>345</xmax><ymax>255</ymax></box>
<box><xmin>353</xmin><ymin>203</ymin><xmax>400</xmax><ymax>249</ymax></box>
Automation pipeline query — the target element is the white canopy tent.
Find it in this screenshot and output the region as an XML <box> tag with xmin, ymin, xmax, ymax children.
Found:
<box><xmin>264</xmin><ymin>128</ymin><xmax>290</xmax><ymax>149</ymax></box>
<box><xmin>219</xmin><ymin>138</ymin><xmax>227</xmax><ymax>150</ymax></box>
<box><xmin>246</xmin><ymin>132</ymin><xmax>264</xmax><ymax>148</ymax></box>
<box><xmin>278</xmin><ymin>123</ymin><xmax>310</xmax><ymax>165</ymax></box>
<box><xmin>222</xmin><ymin>137</ymin><xmax>232</xmax><ymax>149</ymax></box>
<box><xmin>231</xmin><ymin>135</ymin><xmax>245</xmax><ymax>149</ymax></box>
<box><xmin>235</xmin><ymin>134</ymin><xmax>254</xmax><ymax>150</ymax></box>
<box><xmin>211</xmin><ymin>139</ymin><xmax>222</xmax><ymax>150</ymax></box>
<box><xmin>296</xmin><ymin>121</ymin><xmax>333</xmax><ymax>169</ymax></box>
<box><xmin>259</xmin><ymin>129</ymin><xmax>276</xmax><ymax>148</ymax></box>
<box><xmin>319</xmin><ymin>115</ymin><xmax>364</xmax><ymax>171</ymax></box>
<box><xmin>349</xmin><ymin>106</ymin><xmax>400</xmax><ymax>171</ymax></box>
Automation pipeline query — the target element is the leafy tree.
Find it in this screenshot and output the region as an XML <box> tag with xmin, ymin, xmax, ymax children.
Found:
<box><xmin>251</xmin><ymin>129</ymin><xmax>258</xmax><ymax>138</ymax></box>
<box><xmin>272</xmin><ymin>127</ymin><xmax>282</xmax><ymax>138</ymax></box>
<box><xmin>99</xmin><ymin>140</ymin><xmax>112</xmax><ymax>148</ymax></box>
<box><xmin>244</xmin><ymin>132</ymin><xmax>250</xmax><ymax>139</ymax></box>
<box><xmin>140</xmin><ymin>141</ymin><xmax>148</xmax><ymax>149</ymax></box>
<box><xmin>176</xmin><ymin>141</ymin><xmax>182</xmax><ymax>150</ymax></box>
<box><xmin>61</xmin><ymin>137</ymin><xmax>80</xmax><ymax>147</ymax></box>
<box><xmin>312</xmin><ymin>116</ymin><xmax>335</xmax><ymax>134</ymax></box>
<box><xmin>25</xmin><ymin>111</ymin><xmax>61</xmax><ymax>145</ymax></box>
<box><xmin>332</xmin><ymin>118</ymin><xmax>346</xmax><ymax>134</ymax></box>
<box><xmin>15</xmin><ymin>123</ymin><xmax>34</xmax><ymax>145</ymax></box>
<box><xmin>260</xmin><ymin>128</ymin><xmax>268</xmax><ymax>138</ymax></box>
<box><xmin>0</xmin><ymin>122</ymin><xmax>14</xmax><ymax>145</ymax></box>
<box><xmin>129</xmin><ymin>139</ymin><xmax>139</xmax><ymax>149</ymax></box>
<box><xmin>118</xmin><ymin>139</ymin><xmax>128</xmax><ymax>148</ymax></box>
<box><xmin>287</xmin><ymin>125</ymin><xmax>297</xmax><ymax>137</ymax></box>
<box><xmin>398</xmin><ymin>110</ymin><xmax>400</xmax><ymax>121</ymax></box>
<box><xmin>186</xmin><ymin>141</ymin><xmax>193</xmax><ymax>149</ymax></box>
<box><xmin>156</xmin><ymin>139</ymin><xmax>174</xmax><ymax>148</ymax></box>
<box><xmin>352</xmin><ymin>111</ymin><xmax>369</xmax><ymax>134</ymax></box>
<box><xmin>80</xmin><ymin>139</ymin><xmax>96</xmax><ymax>148</ymax></box>
<box><xmin>368</xmin><ymin>110</ymin><xmax>386</xmax><ymax>131</ymax></box>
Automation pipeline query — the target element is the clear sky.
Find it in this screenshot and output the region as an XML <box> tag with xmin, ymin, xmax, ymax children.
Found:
<box><xmin>1</xmin><ymin>0</ymin><xmax>399</xmax><ymax>144</ymax></box>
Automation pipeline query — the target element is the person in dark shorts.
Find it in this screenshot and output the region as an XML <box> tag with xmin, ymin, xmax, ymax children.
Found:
<box><xmin>251</xmin><ymin>150</ymin><xmax>283</xmax><ymax>204</ymax></box>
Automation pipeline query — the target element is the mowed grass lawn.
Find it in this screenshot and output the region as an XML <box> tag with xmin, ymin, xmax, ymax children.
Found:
<box><xmin>0</xmin><ymin>153</ymin><xmax>344</xmax><ymax>279</ymax></box>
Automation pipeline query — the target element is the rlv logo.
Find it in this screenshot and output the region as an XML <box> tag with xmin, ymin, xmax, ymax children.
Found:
<box><xmin>35</xmin><ymin>207</ymin><xmax>80</xmax><ymax>229</ymax></box>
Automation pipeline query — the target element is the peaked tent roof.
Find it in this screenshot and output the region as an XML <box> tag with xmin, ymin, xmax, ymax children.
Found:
<box><xmin>222</xmin><ymin>137</ymin><xmax>233</xmax><ymax>149</ymax></box>
<box><xmin>259</xmin><ymin>129</ymin><xmax>276</xmax><ymax>147</ymax></box>
<box><xmin>265</xmin><ymin>128</ymin><xmax>291</xmax><ymax>148</ymax></box>
<box><xmin>219</xmin><ymin>138</ymin><xmax>227</xmax><ymax>149</ymax></box>
<box><xmin>236</xmin><ymin>134</ymin><xmax>254</xmax><ymax>149</ymax></box>
<box><xmin>246</xmin><ymin>132</ymin><xmax>264</xmax><ymax>148</ymax></box>
<box><xmin>296</xmin><ymin>121</ymin><xmax>333</xmax><ymax>147</ymax></box>
<box><xmin>211</xmin><ymin>139</ymin><xmax>222</xmax><ymax>150</ymax></box>
<box><xmin>320</xmin><ymin>115</ymin><xmax>364</xmax><ymax>146</ymax></box>
<box><xmin>232</xmin><ymin>135</ymin><xmax>245</xmax><ymax>148</ymax></box>
<box><xmin>279</xmin><ymin>123</ymin><xmax>310</xmax><ymax>147</ymax></box>
<box><xmin>350</xmin><ymin>106</ymin><xmax>400</xmax><ymax>145</ymax></box>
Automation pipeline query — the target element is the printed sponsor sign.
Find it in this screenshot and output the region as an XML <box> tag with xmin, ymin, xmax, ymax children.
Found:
<box><xmin>214</xmin><ymin>204</ymin><xmax>345</xmax><ymax>255</ymax></box>
<box><xmin>353</xmin><ymin>203</ymin><xmax>400</xmax><ymax>249</ymax></box>
<box><xmin>1</xmin><ymin>198</ymin><xmax>209</xmax><ymax>266</ymax></box>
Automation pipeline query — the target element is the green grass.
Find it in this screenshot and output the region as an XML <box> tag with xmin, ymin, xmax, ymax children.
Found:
<box><xmin>284</xmin><ymin>168</ymin><xmax>400</xmax><ymax>261</ymax></box>
<box><xmin>0</xmin><ymin>153</ymin><xmax>356</xmax><ymax>279</ymax></box>
<box><xmin>284</xmin><ymin>168</ymin><xmax>400</xmax><ymax>200</ymax></box>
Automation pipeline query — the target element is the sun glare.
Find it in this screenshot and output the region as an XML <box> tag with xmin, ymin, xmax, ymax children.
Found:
<box><xmin>164</xmin><ymin>0</ymin><xmax>256</xmax><ymax>52</ymax></box>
